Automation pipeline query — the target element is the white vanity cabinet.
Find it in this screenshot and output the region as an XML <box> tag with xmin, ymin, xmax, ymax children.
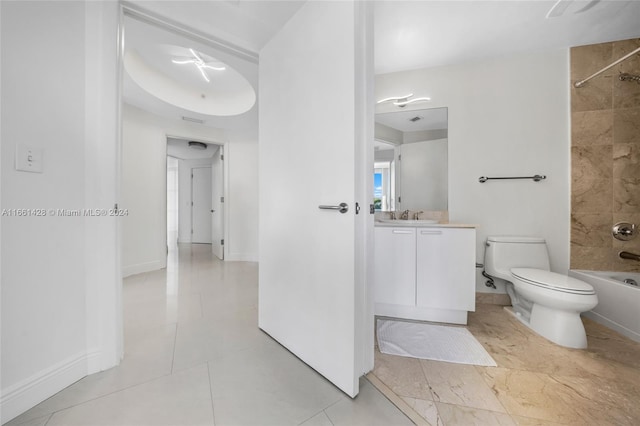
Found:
<box><xmin>374</xmin><ymin>225</ymin><xmax>476</xmax><ymax>325</ymax></box>
<box><xmin>373</xmin><ymin>227</ymin><xmax>416</xmax><ymax>306</ymax></box>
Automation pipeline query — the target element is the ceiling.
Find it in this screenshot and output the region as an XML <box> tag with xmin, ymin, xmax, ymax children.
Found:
<box><xmin>376</xmin><ymin>107</ymin><xmax>448</xmax><ymax>133</ymax></box>
<box><xmin>123</xmin><ymin>0</ymin><xmax>640</xmax><ymax>130</ymax></box>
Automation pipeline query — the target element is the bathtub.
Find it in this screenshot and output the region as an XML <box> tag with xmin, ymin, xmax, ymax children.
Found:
<box><xmin>569</xmin><ymin>270</ymin><xmax>640</xmax><ymax>343</ymax></box>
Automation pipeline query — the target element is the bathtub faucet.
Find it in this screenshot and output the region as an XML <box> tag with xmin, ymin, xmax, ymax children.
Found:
<box><xmin>619</xmin><ymin>251</ymin><xmax>640</xmax><ymax>261</ymax></box>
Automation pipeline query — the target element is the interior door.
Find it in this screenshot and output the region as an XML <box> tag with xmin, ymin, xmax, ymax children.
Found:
<box><xmin>191</xmin><ymin>167</ymin><xmax>212</xmax><ymax>244</ymax></box>
<box><xmin>211</xmin><ymin>147</ymin><xmax>224</xmax><ymax>259</ymax></box>
<box><xmin>258</xmin><ymin>1</ymin><xmax>372</xmax><ymax>398</ymax></box>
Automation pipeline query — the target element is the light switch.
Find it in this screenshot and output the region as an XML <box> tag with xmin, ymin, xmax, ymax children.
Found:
<box><xmin>15</xmin><ymin>144</ymin><xmax>43</xmax><ymax>173</ymax></box>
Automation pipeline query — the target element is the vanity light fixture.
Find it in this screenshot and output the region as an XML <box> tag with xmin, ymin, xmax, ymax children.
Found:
<box><xmin>376</xmin><ymin>93</ymin><xmax>431</xmax><ymax>108</ymax></box>
<box><xmin>172</xmin><ymin>48</ymin><xmax>226</xmax><ymax>83</ymax></box>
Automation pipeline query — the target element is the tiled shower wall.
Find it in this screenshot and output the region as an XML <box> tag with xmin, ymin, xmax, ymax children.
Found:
<box><xmin>570</xmin><ymin>38</ymin><xmax>640</xmax><ymax>273</ymax></box>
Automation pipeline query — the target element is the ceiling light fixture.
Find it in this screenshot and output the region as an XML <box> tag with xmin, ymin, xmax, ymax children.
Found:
<box><xmin>188</xmin><ymin>141</ymin><xmax>207</xmax><ymax>150</ymax></box>
<box><xmin>377</xmin><ymin>93</ymin><xmax>431</xmax><ymax>108</ymax></box>
<box><xmin>172</xmin><ymin>48</ymin><xmax>226</xmax><ymax>83</ymax></box>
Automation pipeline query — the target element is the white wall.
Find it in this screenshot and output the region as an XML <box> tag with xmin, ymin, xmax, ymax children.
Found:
<box><xmin>225</xmin><ymin>129</ymin><xmax>258</xmax><ymax>261</ymax></box>
<box><xmin>376</xmin><ymin>50</ymin><xmax>570</xmax><ymax>294</ymax></box>
<box><xmin>1</xmin><ymin>1</ymin><xmax>120</xmax><ymax>422</ymax></box>
<box><xmin>122</xmin><ymin>106</ymin><xmax>168</xmax><ymax>276</ymax></box>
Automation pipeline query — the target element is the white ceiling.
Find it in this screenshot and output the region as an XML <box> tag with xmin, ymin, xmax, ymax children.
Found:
<box><xmin>122</xmin><ymin>0</ymin><xmax>640</xmax><ymax>130</ymax></box>
<box><xmin>376</xmin><ymin>107</ymin><xmax>448</xmax><ymax>132</ymax></box>
<box><xmin>375</xmin><ymin>0</ymin><xmax>640</xmax><ymax>74</ymax></box>
<box><xmin>167</xmin><ymin>137</ymin><xmax>219</xmax><ymax>160</ymax></box>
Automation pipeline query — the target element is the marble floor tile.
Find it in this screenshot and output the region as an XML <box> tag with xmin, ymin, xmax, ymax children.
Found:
<box><xmin>401</xmin><ymin>396</ymin><xmax>442</xmax><ymax>426</ymax></box>
<box><xmin>371</xmin><ymin>302</ymin><xmax>640</xmax><ymax>426</ymax></box>
<box><xmin>420</xmin><ymin>360</ymin><xmax>506</xmax><ymax>413</ymax></box>
<box><xmin>372</xmin><ymin>351</ymin><xmax>432</xmax><ymax>400</ymax></box>
<box><xmin>323</xmin><ymin>378</ymin><xmax>414</xmax><ymax>426</ymax></box>
<box><xmin>435</xmin><ymin>402</ymin><xmax>515</xmax><ymax>426</ymax></box>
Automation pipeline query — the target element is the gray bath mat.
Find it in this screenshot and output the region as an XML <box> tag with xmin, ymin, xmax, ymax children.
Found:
<box><xmin>377</xmin><ymin>319</ymin><xmax>497</xmax><ymax>367</ymax></box>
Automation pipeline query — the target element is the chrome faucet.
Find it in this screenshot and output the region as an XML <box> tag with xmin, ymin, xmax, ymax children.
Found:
<box><xmin>400</xmin><ymin>210</ymin><xmax>410</xmax><ymax>220</ymax></box>
<box><xmin>389</xmin><ymin>211</ymin><xmax>396</xmax><ymax>220</ymax></box>
<box><xmin>414</xmin><ymin>211</ymin><xmax>423</xmax><ymax>220</ymax></box>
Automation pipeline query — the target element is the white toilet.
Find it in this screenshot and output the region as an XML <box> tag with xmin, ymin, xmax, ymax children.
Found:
<box><xmin>484</xmin><ymin>236</ymin><xmax>598</xmax><ymax>349</ymax></box>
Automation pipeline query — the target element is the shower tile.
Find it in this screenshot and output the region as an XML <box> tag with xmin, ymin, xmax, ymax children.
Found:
<box><xmin>570</xmin><ymin>245</ymin><xmax>612</xmax><ymax>270</ymax></box>
<box><xmin>571</xmin><ymin>75</ymin><xmax>613</xmax><ymax>112</ymax></box>
<box><xmin>614</xmin><ymin>77</ymin><xmax>640</xmax><ymax>109</ymax></box>
<box><xmin>570</xmin><ymin>42</ymin><xmax>613</xmax><ymax>81</ymax></box>
<box><xmin>613</xmin><ymin>178</ymin><xmax>640</xmax><ymax>212</ymax></box>
<box><xmin>613</xmin><ymin>143</ymin><xmax>640</xmax><ymax>179</ymax></box>
<box><xmin>612</xmin><ymin>247</ymin><xmax>640</xmax><ymax>273</ymax></box>
<box><xmin>571</xmin><ymin>178</ymin><xmax>612</xmax><ymax>214</ymax></box>
<box><xmin>571</xmin><ymin>145</ymin><xmax>612</xmax><ymax>180</ymax></box>
<box><xmin>570</xmin><ymin>213</ymin><xmax>611</xmax><ymax>247</ymax></box>
<box><xmin>571</xmin><ymin>110</ymin><xmax>613</xmax><ymax>146</ymax></box>
<box><xmin>613</xmin><ymin>108</ymin><xmax>640</xmax><ymax>145</ymax></box>
<box><xmin>613</xmin><ymin>38</ymin><xmax>640</xmax><ymax>75</ymax></box>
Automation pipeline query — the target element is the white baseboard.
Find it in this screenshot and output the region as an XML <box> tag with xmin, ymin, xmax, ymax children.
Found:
<box><xmin>1</xmin><ymin>352</ymin><xmax>88</xmax><ymax>424</ymax></box>
<box><xmin>122</xmin><ymin>260</ymin><xmax>165</xmax><ymax>277</ymax></box>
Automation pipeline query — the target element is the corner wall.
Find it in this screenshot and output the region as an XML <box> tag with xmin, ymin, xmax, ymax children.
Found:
<box><xmin>376</xmin><ymin>50</ymin><xmax>571</xmax><ymax>294</ymax></box>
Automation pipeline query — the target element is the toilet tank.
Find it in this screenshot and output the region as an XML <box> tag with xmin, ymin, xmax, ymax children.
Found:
<box><xmin>484</xmin><ymin>236</ymin><xmax>550</xmax><ymax>280</ymax></box>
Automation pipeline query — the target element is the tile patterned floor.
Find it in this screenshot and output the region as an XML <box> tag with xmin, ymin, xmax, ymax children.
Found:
<box><xmin>370</xmin><ymin>304</ymin><xmax>640</xmax><ymax>425</ymax></box>
<box><xmin>6</xmin><ymin>244</ymin><xmax>412</xmax><ymax>426</ymax></box>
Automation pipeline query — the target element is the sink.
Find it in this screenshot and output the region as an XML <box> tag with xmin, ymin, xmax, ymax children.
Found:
<box><xmin>378</xmin><ymin>219</ymin><xmax>439</xmax><ymax>224</ymax></box>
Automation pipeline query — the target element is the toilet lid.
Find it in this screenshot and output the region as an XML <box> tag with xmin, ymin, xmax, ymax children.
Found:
<box><xmin>510</xmin><ymin>268</ymin><xmax>595</xmax><ymax>294</ymax></box>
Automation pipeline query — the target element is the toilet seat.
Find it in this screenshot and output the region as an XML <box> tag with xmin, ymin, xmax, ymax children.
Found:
<box><xmin>511</xmin><ymin>268</ymin><xmax>595</xmax><ymax>295</ymax></box>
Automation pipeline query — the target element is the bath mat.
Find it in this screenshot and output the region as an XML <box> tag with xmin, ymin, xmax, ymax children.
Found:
<box><xmin>376</xmin><ymin>318</ymin><xmax>497</xmax><ymax>367</ymax></box>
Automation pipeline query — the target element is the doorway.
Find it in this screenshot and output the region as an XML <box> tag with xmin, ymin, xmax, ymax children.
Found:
<box><xmin>191</xmin><ymin>166</ymin><xmax>212</xmax><ymax>244</ymax></box>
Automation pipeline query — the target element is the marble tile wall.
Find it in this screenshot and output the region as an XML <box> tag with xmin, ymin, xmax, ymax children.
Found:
<box><xmin>571</xmin><ymin>38</ymin><xmax>640</xmax><ymax>273</ymax></box>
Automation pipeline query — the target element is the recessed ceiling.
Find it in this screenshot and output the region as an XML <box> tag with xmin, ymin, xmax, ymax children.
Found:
<box><xmin>124</xmin><ymin>44</ymin><xmax>256</xmax><ymax>116</ymax></box>
<box><xmin>122</xmin><ymin>12</ymin><xmax>260</xmax><ymax>130</ymax></box>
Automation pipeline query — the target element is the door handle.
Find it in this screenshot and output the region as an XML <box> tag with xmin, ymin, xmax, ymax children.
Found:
<box><xmin>420</xmin><ymin>230</ymin><xmax>442</xmax><ymax>235</ymax></box>
<box><xmin>318</xmin><ymin>203</ymin><xmax>349</xmax><ymax>214</ymax></box>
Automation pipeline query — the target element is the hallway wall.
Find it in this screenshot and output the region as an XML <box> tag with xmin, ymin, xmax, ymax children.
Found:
<box><xmin>1</xmin><ymin>1</ymin><xmax>121</xmax><ymax>422</ymax></box>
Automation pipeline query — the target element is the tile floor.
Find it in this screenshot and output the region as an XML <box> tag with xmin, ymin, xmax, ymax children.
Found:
<box><xmin>6</xmin><ymin>244</ymin><xmax>412</xmax><ymax>426</ymax></box>
<box><xmin>371</xmin><ymin>304</ymin><xmax>640</xmax><ymax>425</ymax></box>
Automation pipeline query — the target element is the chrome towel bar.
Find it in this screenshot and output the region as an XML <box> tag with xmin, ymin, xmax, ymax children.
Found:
<box><xmin>479</xmin><ymin>175</ymin><xmax>546</xmax><ymax>183</ymax></box>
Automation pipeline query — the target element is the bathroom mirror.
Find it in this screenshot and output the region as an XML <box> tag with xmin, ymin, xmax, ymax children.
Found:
<box><xmin>374</xmin><ymin>107</ymin><xmax>448</xmax><ymax>212</ymax></box>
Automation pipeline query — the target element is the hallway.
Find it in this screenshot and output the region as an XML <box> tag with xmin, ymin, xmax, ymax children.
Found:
<box><xmin>7</xmin><ymin>245</ymin><xmax>411</xmax><ymax>426</ymax></box>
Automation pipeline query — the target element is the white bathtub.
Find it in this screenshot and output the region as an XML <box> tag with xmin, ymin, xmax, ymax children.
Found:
<box><xmin>569</xmin><ymin>270</ymin><xmax>640</xmax><ymax>343</ymax></box>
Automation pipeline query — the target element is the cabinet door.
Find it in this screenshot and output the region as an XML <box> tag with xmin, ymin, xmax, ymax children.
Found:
<box><xmin>374</xmin><ymin>227</ymin><xmax>416</xmax><ymax>306</ymax></box>
<box><xmin>416</xmin><ymin>228</ymin><xmax>475</xmax><ymax>310</ymax></box>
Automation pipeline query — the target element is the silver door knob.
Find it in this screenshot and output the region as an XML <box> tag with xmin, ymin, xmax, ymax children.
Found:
<box><xmin>318</xmin><ymin>203</ymin><xmax>348</xmax><ymax>214</ymax></box>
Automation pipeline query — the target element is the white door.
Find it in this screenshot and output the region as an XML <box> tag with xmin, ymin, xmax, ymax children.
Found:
<box><xmin>211</xmin><ymin>147</ymin><xmax>224</xmax><ymax>259</ymax></box>
<box><xmin>191</xmin><ymin>167</ymin><xmax>212</xmax><ymax>244</ymax></box>
<box><xmin>258</xmin><ymin>1</ymin><xmax>373</xmax><ymax>398</ymax></box>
